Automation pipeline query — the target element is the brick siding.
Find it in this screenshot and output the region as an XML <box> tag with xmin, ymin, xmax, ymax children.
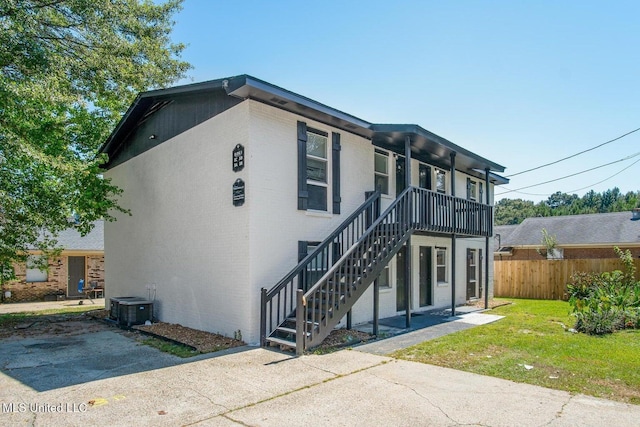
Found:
<box><xmin>3</xmin><ymin>254</ymin><xmax>104</xmax><ymax>302</ymax></box>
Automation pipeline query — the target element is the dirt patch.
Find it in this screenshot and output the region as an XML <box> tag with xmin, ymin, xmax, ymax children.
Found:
<box><xmin>134</xmin><ymin>322</ymin><xmax>245</xmax><ymax>353</ymax></box>
<box><xmin>0</xmin><ymin>311</ymin><xmax>109</xmax><ymax>340</ymax></box>
<box><xmin>467</xmin><ymin>299</ymin><xmax>512</xmax><ymax>310</ymax></box>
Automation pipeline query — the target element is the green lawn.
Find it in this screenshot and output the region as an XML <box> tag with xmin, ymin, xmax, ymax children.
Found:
<box><xmin>392</xmin><ymin>299</ymin><xmax>640</xmax><ymax>404</ymax></box>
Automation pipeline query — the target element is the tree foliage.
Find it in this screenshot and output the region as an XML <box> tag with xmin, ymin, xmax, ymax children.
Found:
<box><xmin>0</xmin><ymin>0</ymin><xmax>190</xmax><ymax>275</ymax></box>
<box><xmin>496</xmin><ymin>188</ymin><xmax>640</xmax><ymax>225</ymax></box>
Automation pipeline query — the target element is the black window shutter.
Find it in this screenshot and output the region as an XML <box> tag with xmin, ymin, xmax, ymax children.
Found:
<box><xmin>466</xmin><ymin>178</ymin><xmax>471</xmax><ymax>199</ymax></box>
<box><xmin>332</xmin><ymin>132</ymin><xmax>341</xmax><ymax>214</ymax></box>
<box><xmin>297</xmin><ymin>121</ymin><xmax>308</xmax><ymax>210</ymax></box>
<box><xmin>298</xmin><ymin>241</ymin><xmax>309</xmax><ymax>261</ymax></box>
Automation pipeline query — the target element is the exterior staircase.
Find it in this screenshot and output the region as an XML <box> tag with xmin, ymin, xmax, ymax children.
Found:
<box><xmin>260</xmin><ymin>186</ymin><xmax>492</xmax><ymax>354</ymax></box>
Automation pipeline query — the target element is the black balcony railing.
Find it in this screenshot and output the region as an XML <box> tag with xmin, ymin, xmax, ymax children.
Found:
<box><xmin>261</xmin><ymin>186</ymin><xmax>493</xmax><ymax>353</ymax></box>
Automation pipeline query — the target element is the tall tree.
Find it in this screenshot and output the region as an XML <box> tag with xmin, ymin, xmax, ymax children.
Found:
<box><xmin>494</xmin><ymin>198</ymin><xmax>537</xmax><ymax>225</ymax></box>
<box><xmin>496</xmin><ymin>187</ymin><xmax>640</xmax><ymax>225</ymax></box>
<box><xmin>0</xmin><ymin>0</ymin><xmax>190</xmax><ymax>279</ymax></box>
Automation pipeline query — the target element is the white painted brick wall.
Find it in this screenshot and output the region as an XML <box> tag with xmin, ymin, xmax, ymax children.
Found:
<box><xmin>105</xmin><ymin>97</ymin><xmax>498</xmax><ymax>343</ymax></box>
<box><xmin>105</xmin><ymin>102</ymin><xmax>253</xmax><ymax>340</ymax></box>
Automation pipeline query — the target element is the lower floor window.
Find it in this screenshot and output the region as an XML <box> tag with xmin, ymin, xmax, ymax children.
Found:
<box><xmin>26</xmin><ymin>255</ymin><xmax>48</xmax><ymax>282</ymax></box>
<box><xmin>378</xmin><ymin>265</ymin><xmax>390</xmax><ymax>288</ymax></box>
<box><xmin>436</xmin><ymin>247</ymin><xmax>447</xmax><ymax>283</ymax></box>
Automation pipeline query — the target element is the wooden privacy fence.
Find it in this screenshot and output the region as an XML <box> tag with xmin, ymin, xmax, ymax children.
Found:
<box><xmin>494</xmin><ymin>259</ymin><xmax>640</xmax><ymax>300</ymax></box>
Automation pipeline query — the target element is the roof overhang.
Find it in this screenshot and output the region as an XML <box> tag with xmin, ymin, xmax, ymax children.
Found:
<box><xmin>225</xmin><ymin>75</ymin><xmax>373</xmax><ymax>139</ymax></box>
<box><xmin>371</xmin><ymin>124</ymin><xmax>507</xmax><ymax>181</ymax></box>
<box><xmin>99</xmin><ymin>75</ymin><xmax>508</xmax><ymax>182</ymax></box>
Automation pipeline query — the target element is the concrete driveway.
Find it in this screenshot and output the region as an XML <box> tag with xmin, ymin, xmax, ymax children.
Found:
<box><xmin>0</xmin><ymin>315</ymin><xmax>639</xmax><ymax>426</ymax></box>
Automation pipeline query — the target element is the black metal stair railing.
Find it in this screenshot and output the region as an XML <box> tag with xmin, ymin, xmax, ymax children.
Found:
<box><xmin>260</xmin><ymin>191</ymin><xmax>381</xmax><ymax>347</ymax></box>
<box><xmin>297</xmin><ymin>186</ymin><xmax>414</xmax><ymax>352</ymax></box>
<box><xmin>261</xmin><ymin>186</ymin><xmax>493</xmax><ymax>353</ymax></box>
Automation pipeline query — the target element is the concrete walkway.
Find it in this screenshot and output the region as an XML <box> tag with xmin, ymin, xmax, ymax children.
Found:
<box><xmin>0</xmin><ymin>300</ymin><xmax>638</xmax><ymax>426</ymax></box>
<box><xmin>0</xmin><ymin>298</ymin><xmax>106</xmax><ymax>314</ymax></box>
<box><xmin>1</xmin><ymin>347</ymin><xmax>638</xmax><ymax>426</ymax></box>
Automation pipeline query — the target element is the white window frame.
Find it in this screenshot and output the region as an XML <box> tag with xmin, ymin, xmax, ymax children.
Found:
<box><xmin>26</xmin><ymin>255</ymin><xmax>48</xmax><ymax>283</ymax></box>
<box><xmin>468</xmin><ymin>249</ymin><xmax>477</xmax><ymax>282</ymax></box>
<box><xmin>378</xmin><ymin>264</ymin><xmax>391</xmax><ymax>288</ymax></box>
<box><xmin>435</xmin><ymin>169</ymin><xmax>447</xmax><ymax>194</ymax></box>
<box><xmin>468</xmin><ymin>179</ymin><xmax>478</xmax><ymax>201</ymax></box>
<box><xmin>436</xmin><ymin>247</ymin><xmax>447</xmax><ymax>284</ymax></box>
<box><xmin>306</xmin><ymin>129</ymin><xmax>330</xmax><ymax>212</ymax></box>
<box><xmin>374</xmin><ymin>150</ymin><xmax>390</xmax><ymax>195</ymax></box>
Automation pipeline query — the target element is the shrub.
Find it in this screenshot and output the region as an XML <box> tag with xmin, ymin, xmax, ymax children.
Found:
<box><xmin>567</xmin><ymin>247</ymin><xmax>640</xmax><ymax>335</ymax></box>
<box><xmin>574</xmin><ymin>309</ymin><xmax>623</xmax><ymax>335</ymax></box>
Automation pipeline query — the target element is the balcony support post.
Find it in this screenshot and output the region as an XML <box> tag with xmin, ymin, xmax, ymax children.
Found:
<box><xmin>405</xmin><ymin>135</ymin><xmax>412</xmax><ymax>327</ymax></box>
<box><xmin>485</xmin><ymin>167</ymin><xmax>491</xmax><ymax>309</ymax></box>
<box><xmin>450</xmin><ymin>152</ymin><xmax>457</xmax><ymax>317</ymax></box>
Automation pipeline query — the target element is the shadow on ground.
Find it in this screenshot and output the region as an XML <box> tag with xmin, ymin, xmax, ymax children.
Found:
<box><xmin>0</xmin><ymin>321</ymin><xmax>248</xmax><ymax>392</ymax></box>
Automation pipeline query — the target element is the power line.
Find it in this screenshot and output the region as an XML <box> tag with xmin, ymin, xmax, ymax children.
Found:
<box><xmin>505</xmin><ymin>126</ymin><xmax>640</xmax><ymax>178</ymax></box>
<box><xmin>496</xmin><ymin>151</ymin><xmax>640</xmax><ymax>196</ymax></box>
<box><xmin>496</xmin><ymin>157</ymin><xmax>640</xmax><ymax>197</ymax></box>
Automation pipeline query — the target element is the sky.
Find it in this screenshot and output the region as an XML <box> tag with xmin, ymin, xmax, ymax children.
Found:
<box><xmin>169</xmin><ymin>0</ymin><xmax>640</xmax><ymax>203</ymax></box>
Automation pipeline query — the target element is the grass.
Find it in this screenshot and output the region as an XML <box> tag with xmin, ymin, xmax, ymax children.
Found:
<box><xmin>140</xmin><ymin>337</ymin><xmax>199</xmax><ymax>358</ymax></box>
<box><xmin>392</xmin><ymin>298</ymin><xmax>640</xmax><ymax>404</ymax></box>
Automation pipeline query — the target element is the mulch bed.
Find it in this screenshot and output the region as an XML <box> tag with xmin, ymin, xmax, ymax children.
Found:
<box><xmin>133</xmin><ymin>322</ymin><xmax>245</xmax><ymax>353</ymax></box>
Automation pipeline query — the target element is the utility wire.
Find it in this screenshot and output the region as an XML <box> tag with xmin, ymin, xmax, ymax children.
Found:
<box><xmin>505</xmin><ymin>126</ymin><xmax>640</xmax><ymax>178</ymax></box>
<box><xmin>497</xmin><ymin>157</ymin><xmax>640</xmax><ymax>197</ymax></box>
<box><xmin>496</xmin><ymin>151</ymin><xmax>640</xmax><ymax>196</ymax></box>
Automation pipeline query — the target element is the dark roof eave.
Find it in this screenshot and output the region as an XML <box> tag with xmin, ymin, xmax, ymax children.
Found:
<box><xmin>371</xmin><ymin>123</ymin><xmax>506</xmax><ymax>174</ymax></box>
<box><xmin>225</xmin><ymin>75</ymin><xmax>373</xmax><ymax>138</ymax></box>
<box><xmin>99</xmin><ymin>75</ymin><xmax>507</xmax><ymax>176</ymax></box>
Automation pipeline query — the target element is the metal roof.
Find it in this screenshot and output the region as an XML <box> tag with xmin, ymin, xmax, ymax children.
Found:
<box><xmin>100</xmin><ymin>74</ymin><xmax>507</xmax><ymax>178</ymax></box>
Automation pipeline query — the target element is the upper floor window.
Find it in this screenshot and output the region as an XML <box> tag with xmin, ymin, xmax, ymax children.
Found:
<box><xmin>435</xmin><ymin>169</ymin><xmax>446</xmax><ymax>194</ymax></box>
<box><xmin>374</xmin><ymin>150</ymin><xmax>389</xmax><ymax>195</ymax></box>
<box><xmin>306</xmin><ymin>129</ymin><xmax>328</xmax><ymax>211</ymax></box>
<box><xmin>297</xmin><ymin>121</ymin><xmax>341</xmax><ymax>214</ymax></box>
<box><xmin>418</xmin><ymin>164</ymin><xmax>431</xmax><ymax>190</ymax></box>
<box><xmin>467</xmin><ymin>178</ymin><xmax>478</xmax><ymax>201</ymax></box>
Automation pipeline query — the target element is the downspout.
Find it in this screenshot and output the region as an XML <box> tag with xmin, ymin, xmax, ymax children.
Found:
<box><xmin>485</xmin><ymin>168</ymin><xmax>491</xmax><ymax>310</ymax></box>
<box><xmin>450</xmin><ymin>152</ymin><xmax>457</xmax><ymax>316</ymax></box>
<box><xmin>405</xmin><ymin>135</ymin><xmax>412</xmax><ymax>328</ymax></box>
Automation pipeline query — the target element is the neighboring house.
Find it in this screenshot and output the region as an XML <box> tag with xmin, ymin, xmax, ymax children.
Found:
<box><xmin>494</xmin><ymin>210</ymin><xmax>640</xmax><ymax>260</ymax></box>
<box><xmin>99</xmin><ymin>74</ymin><xmax>508</xmax><ymax>353</ymax></box>
<box><xmin>5</xmin><ymin>221</ymin><xmax>105</xmax><ymax>302</ymax></box>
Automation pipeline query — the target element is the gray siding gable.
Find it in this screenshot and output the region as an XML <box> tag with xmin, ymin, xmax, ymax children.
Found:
<box><xmin>105</xmin><ymin>88</ymin><xmax>242</xmax><ymax>169</ymax></box>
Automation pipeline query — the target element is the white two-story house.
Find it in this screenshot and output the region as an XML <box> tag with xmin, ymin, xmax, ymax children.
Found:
<box><xmin>100</xmin><ymin>75</ymin><xmax>508</xmax><ymax>353</ymax></box>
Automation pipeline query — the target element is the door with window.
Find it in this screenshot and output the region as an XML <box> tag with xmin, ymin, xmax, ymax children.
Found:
<box><xmin>466</xmin><ymin>249</ymin><xmax>478</xmax><ymax>300</ymax></box>
<box><xmin>395</xmin><ymin>156</ymin><xmax>406</xmax><ymax>196</ymax></box>
<box><xmin>396</xmin><ymin>246</ymin><xmax>407</xmax><ymax>311</ymax></box>
<box><xmin>419</xmin><ymin>246</ymin><xmax>433</xmax><ymax>307</ymax></box>
<box><xmin>67</xmin><ymin>256</ymin><xmax>86</xmax><ymax>297</ymax></box>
